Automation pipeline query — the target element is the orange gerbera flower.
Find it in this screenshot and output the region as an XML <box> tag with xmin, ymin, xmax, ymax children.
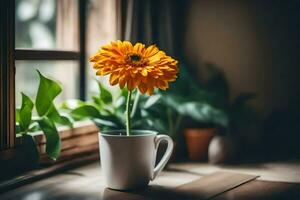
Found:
<box><xmin>90</xmin><ymin>40</ymin><xmax>178</xmax><ymax>95</ymax></box>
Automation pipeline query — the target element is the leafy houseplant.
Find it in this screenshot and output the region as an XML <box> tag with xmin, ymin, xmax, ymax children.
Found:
<box><xmin>89</xmin><ymin>40</ymin><xmax>178</xmax><ymax>190</ymax></box>
<box><xmin>16</xmin><ymin>71</ymin><xmax>73</xmax><ymax>161</ymax></box>
<box><xmin>152</xmin><ymin>63</ymin><xmax>229</xmax><ymax>161</ymax></box>
<box><xmin>61</xmin><ymin>80</ymin><xmax>158</xmax><ymax>132</ymax></box>
<box><xmin>179</xmin><ymin>63</ymin><xmax>258</xmax><ymax>163</ymax></box>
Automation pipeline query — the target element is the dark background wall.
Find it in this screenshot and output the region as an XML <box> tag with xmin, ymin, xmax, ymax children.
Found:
<box><xmin>184</xmin><ymin>0</ymin><xmax>300</xmax><ymax>116</ymax></box>
<box><xmin>183</xmin><ymin>0</ymin><xmax>300</xmax><ymax>158</ymax></box>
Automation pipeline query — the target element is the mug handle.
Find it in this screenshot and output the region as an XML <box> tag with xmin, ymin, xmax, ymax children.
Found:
<box><xmin>152</xmin><ymin>134</ymin><xmax>174</xmax><ymax>180</ymax></box>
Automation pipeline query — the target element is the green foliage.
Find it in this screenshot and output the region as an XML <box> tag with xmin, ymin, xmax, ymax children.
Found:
<box><xmin>62</xmin><ymin>80</ymin><xmax>155</xmax><ymax>132</ymax></box>
<box><xmin>71</xmin><ymin>104</ymin><xmax>102</xmax><ymax>119</ymax></box>
<box><xmin>38</xmin><ymin>117</ymin><xmax>61</xmax><ymax>160</ymax></box>
<box><xmin>16</xmin><ymin>70</ymin><xmax>72</xmax><ymax>160</ymax></box>
<box><xmin>19</xmin><ymin>93</ymin><xmax>34</xmax><ymax>132</ymax></box>
<box><xmin>47</xmin><ymin>104</ymin><xmax>73</xmax><ymax>128</ymax></box>
<box><xmin>162</xmin><ymin>93</ymin><xmax>228</xmax><ymax>127</ymax></box>
<box><xmin>36</xmin><ymin>70</ymin><xmax>62</xmax><ymax>116</ymax></box>
<box><xmin>97</xmin><ymin>81</ymin><xmax>113</xmax><ymax>104</ymax></box>
<box><xmin>146</xmin><ymin>62</ymin><xmax>257</xmax><ymax>138</ymax></box>
<box><xmin>143</xmin><ymin>94</ymin><xmax>161</xmax><ymax>109</ymax></box>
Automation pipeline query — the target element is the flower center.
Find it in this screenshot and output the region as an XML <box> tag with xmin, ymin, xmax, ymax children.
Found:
<box><xmin>129</xmin><ymin>54</ymin><xmax>141</xmax><ymax>62</ymax></box>
<box><xmin>125</xmin><ymin>53</ymin><xmax>148</xmax><ymax>67</ymax></box>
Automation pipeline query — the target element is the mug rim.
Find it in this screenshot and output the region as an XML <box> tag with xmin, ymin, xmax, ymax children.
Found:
<box><xmin>99</xmin><ymin>129</ymin><xmax>158</xmax><ymax>137</ymax></box>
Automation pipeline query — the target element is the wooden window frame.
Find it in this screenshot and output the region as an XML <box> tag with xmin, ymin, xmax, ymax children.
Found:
<box><xmin>0</xmin><ymin>0</ymin><xmax>15</xmax><ymax>150</ymax></box>
<box><xmin>0</xmin><ymin>0</ymin><xmax>97</xmax><ymax>167</ymax></box>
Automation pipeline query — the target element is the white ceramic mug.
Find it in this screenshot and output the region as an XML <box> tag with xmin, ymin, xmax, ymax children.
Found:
<box><xmin>99</xmin><ymin>130</ymin><xmax>174</xmax><ymax>190</ymax></box>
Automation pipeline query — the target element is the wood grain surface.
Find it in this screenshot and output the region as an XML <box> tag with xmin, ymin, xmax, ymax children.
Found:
<box><xmin>0</xmin><ymin>162</ymin><xmax>299</xmax><ymax>200</ymax></box>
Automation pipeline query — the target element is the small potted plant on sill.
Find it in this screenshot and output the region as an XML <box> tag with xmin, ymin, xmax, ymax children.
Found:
<box><xmin>16</xmin><ymin>71</ymin><xmax>73</xmax><ymax>166</ymax></box>
<box><xmin>88</xmin><ymin>40</ymin><xmax>178</xmax><ymax>190</ymax></box>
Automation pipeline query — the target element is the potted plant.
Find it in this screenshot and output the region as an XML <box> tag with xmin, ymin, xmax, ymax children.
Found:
<box><xmin>149</xmin><ymin>62</ymin><xmax>228</xmax><ymax>162</ymax></box>
<box><xmin>87</xmin><ymin>41</ymin><xmax>178</xmax><ymax>190</ymax></box>
<box><xmin>189</xmin><ymin>63</ymin><xmax>259</xmax><ymax>164</ymax></box>
<box><xmin>16</xmin><ymin>71</ymin><xmax>73</xmax><ymax>164</ymax></box>
<box><xmin>160</xmin><ymin>92</ymin><xmax>228</xmax><ymax>161</ymax></box>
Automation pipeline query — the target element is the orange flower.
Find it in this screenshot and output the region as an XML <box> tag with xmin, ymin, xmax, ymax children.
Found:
<box><xmin>90</xmin><ymin>41</ymin><xmax>178</xmax><ymax>95</ymax></box>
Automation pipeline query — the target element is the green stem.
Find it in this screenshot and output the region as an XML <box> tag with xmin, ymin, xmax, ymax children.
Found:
<box><xmin>126</xmin><ymin>90</ymin><xmax>132</xmax><ymax>136</ymax></box>
<box><xmin>131</xmin><ymin>90</ymin><xmax>140</xmax><ymax>118</ymax></box>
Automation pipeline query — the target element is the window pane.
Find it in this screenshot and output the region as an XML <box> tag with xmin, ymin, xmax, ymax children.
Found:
<box><xmin>15</xmin><ymin>61</ymin><xmax>79</xmax><ymax>106</ymax></box>
<box><xmin>86</xmin><ymin>0</ymin><xmax>117</xmax><ymax>98</ymax></box>
<box><xmin>15</xmin><ymin>0</ymin><xmax>79</xmax><ymax>50</ymax></box>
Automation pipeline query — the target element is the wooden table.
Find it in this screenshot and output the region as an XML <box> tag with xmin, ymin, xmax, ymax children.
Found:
<box><xmin>0</xmin><ymin>161</ymin><xmax>299</xmax><ymax>200</ymax></box>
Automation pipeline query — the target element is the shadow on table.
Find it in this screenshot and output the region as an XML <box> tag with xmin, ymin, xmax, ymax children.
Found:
<box><xmin>102</xmin><ymin>186</ymin><xmax>206</xmax><ymax>200</ymax></box>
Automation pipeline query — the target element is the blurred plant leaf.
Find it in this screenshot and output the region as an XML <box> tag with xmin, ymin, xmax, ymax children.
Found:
<box><xmin>70</xmin><ymin>105</ymin><xmax>101</xmax><ymax>120</ymax></box>
<box><xmin>38</xmin><ymin>117</ymin><xmax>61</xmax><ymax>160</ymax></box>
<box><xmin>162</xmin><ymin>94</ymin><xmax>228</xmax><ymax>127</ymax></box>
<box><xmin>47</xmin><ymin>104</ymin><xmax>73</xmax><ymax>128</ymax></box>
<box><xmin>36</xmin><ymin>70</ymin><xmax>62</xmax><ymax>116</ymax></box>
<box><xmin>92</xmin><ymin>96</ymin><xmax>102</xmax><ymax>108</ymax></box>
<box><xmin>114</xmin><ymin>95</ymin><xmax>125</xmax><ymax>108</ymax></box>
<box><xmin>16</xmin><ymin>108</ymin><xmax>20</xmax><ymax>124</ymax></box>
<box><xmin>97</xmin><ymin>81</ymin><xmax>113</xmax><ymax>104</ymax></box>
<box><xmin>162</xmin><ymin>93</ymin><xmax>185</xmax><ymax>110</ymax></box>
<box><xmin>178</xmin><ymin>102</ymin><xmax>228</xmax><ymax>127</ymax></box>
<box><xmin>92</xmin><ymin>118</ymin><xmax>118</xmax><ymax>128</ymax></box>
<box><xmin>28</xmin><ymin>122</ymin><xmax>40</xmax><ymax>132</ymax></box>
<box><xmin>143</xmin><ymin>94</ymin><xmax>161</xmax><ymax>109</ymax></box>
<box><xmin>60</xmin><ymin>99</ymin><xmax>85</xmax><ymax>110</ymax></box>
<box><xmin>19</xmin><ymin>93</ymin><xmax>34</xmax><ymax>132</ymax></box>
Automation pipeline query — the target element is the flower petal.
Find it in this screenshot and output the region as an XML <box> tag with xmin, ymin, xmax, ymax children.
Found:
<box><xmin>109</xmin><ymin>72</ymin><xmax>120</xmax><ymax>85</ymax></box>
<box><xmin>91</xmin><ymin>41</ymin><xmax>178</xmax><ymax>93</ymax></box>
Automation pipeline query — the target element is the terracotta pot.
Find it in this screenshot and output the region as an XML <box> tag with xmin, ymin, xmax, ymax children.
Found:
<box><xmin>184</xmin><ymin>128</ymin><xmax>215</xmax><ymax>161</ymax></box>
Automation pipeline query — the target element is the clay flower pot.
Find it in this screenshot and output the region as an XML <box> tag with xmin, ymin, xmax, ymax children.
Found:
<box><xmin>184</xmin><ymin>128</ymin><xmax>215</xmax><ymax>161</ymax></box>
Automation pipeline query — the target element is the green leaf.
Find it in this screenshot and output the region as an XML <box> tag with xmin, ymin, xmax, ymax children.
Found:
<box><xmin>38</xmin><ymin>117</ymin><xmax>61</xmax><ymax>160</ymax></box>
<box><xmin>178</xmin><ymin>102</ymin><xmax>228</xmax><ymax>127</ymax></box>
<box><xmin>19</xmin><ymin>93</ymin><xmax>34</xmax><ymax>132</ymax></box>
<box><xmin>60</xmin><ymin>99</ymin><xmax>85</xmax><ymax>110</ymax></box>
<box><xmin>36</xmin><ymin>70</ymin><xmax>62</xmax><ymax>116</ymax></box>
<box><xmin>97</xmin><ymin>81</ymin><xmax>113</xmax><ymax>103</ymax></box>
<box><xmin>114</xmin><ymin>95</ymin><xmax>125</xmax><ymax>108</ymax></box>
<box><xmin>28</xmin><ymin>122</ymin><xmax>40</xmax><ymax>132</ymax></box>
<box><xmin>47</xmin><ymin>104</ymin><xmax>73</xmax><ymax>128</ymax></box>
<box><xmin>162</xmin><ymin>94</ymin><xmax>185</xmax><ymax>111</ymax></box>
<box><xmin>71</xmin><ymin>105</ymin><xmax>101</xmax><ymax>120</ymax></box>
<box><xmin>16</xmin><ymin>108</ymin><xmax>20</xmax><ymax>124</ymax></box>
<box><xmin>143</xmin><ymin>94</ymin><xmax>161</xmax><ymax>109</ymax></box>
<box><xmin>92</xmin><ymin>118</ymin><xmax>117</xmax><ymax>128</ymax></box>
<box><xmin>92</xmin><ymin>96</ymin><xmax>102</xmax><ymax>107</ymax></box>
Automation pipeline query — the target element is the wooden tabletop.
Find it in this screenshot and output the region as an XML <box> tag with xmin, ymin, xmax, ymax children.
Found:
<box><xmin>0</xmin><ymin>161</ymin><xmax>299</xmax><ymax>200</ymax></box>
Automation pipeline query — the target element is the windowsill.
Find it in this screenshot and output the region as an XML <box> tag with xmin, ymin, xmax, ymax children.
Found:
<box><xmin>0</xmin><ymin>120</ymin><xmax>100</xmax><ymax>189</ymax></box>
<box><xmin>23</xmin><ymin>120</ymin><xmax>99</xmax><ymax>164</ymax></box>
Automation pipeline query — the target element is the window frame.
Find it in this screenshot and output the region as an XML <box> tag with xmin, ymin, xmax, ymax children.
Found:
<box><xmin>0</xmin><ymin>0</ymin><xmax>87</xmax><ymax>151</ymax></box>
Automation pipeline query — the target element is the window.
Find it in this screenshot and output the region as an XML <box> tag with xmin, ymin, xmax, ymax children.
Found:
<box><xmin>0</xmin><ymin>0</ymin><xmax>117</xmax><ymax>153</ymax></box>
<box><xmin>15</xmin><ymin>0</ymin><xmax>84</xmax><ymax>106</ymax></box>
